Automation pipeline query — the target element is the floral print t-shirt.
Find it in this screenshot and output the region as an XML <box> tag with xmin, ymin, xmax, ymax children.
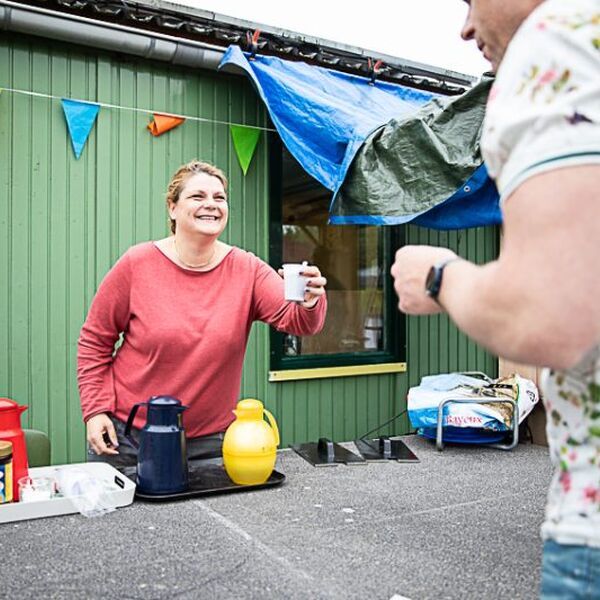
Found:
<box><xmin>481</xmin><ymin>0</ymin><xmax>600</xmax><ymax>547</ymax></box>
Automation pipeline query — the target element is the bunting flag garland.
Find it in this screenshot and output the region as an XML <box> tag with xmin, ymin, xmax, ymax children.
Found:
<box><xmin>147</xmin><ymin>113</ymin><xmax>185</xmax><ymax>136</ymax></box>
<box><xmin>61</xmin><ymin>99</ymin><xmax>100</xmax><ymax>159</ymax></box>
<box><xmin>230</xmin><ymin>125</ymin><xmax>261</xmax><ymax>175</ymax></box>
<box><xmin>4</xmin><ymin>87</ymin><xmax>273</xmax><ymax>176</ymax></box>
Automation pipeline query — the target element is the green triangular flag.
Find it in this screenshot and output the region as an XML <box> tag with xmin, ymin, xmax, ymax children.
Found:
<box><xmin>230</xmin><ymin>125</ymin><xmax>261</xmax><ymax>175</ymax></box>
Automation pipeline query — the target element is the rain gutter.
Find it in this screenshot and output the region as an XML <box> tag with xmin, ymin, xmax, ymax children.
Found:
<box><xmin>0</xmin><ymin>0</ymin><xmax>225</xmax><ymax>69</ymax></box>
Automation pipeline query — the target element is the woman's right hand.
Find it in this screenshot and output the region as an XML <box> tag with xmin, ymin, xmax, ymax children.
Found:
<box><xmin>86</xmin><ymin>413</ymin><xmax>119</xmax><ymax>455</ymax></box>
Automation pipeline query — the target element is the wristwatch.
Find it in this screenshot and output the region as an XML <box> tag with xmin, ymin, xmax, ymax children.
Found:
<box><xmin>425</xmin><ymin>257</ymin><xmax>461</xmax><ymax>302</ymax></box>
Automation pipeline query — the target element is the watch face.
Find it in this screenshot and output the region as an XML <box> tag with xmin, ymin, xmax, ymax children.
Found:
<box><xmin>425</xmin><ymin>265</ymin><xmax>437</xmax><ymax>296</ymax></box>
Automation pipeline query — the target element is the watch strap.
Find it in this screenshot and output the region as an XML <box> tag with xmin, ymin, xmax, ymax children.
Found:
<box><xmin>426</xmin><ymin>257</ymin><xmax>462</xmax><ymax>302</ymax></box>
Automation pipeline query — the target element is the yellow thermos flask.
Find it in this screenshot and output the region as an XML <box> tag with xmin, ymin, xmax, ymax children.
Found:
<box><xmin>223</xmin><ymin>399</ymin><xmax>280</xmax><ymax>485</ymax></box>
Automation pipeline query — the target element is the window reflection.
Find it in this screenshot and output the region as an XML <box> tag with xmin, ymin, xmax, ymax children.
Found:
<box><xmin>282</xmin><ymin>149</ymin><xmax>385</xmax><ymax>357</ymax></box>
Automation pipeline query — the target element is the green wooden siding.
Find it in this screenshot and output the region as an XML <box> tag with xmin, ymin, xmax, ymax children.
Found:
<box><xmin>0</xmin><ymin>34</ymin><xmax>498</xmax><ymax>464</ymax></box>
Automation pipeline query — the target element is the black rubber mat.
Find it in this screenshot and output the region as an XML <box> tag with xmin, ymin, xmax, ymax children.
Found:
<box><xmin>354</xmin><ymin>437</ymin><xmax>420</xmax><ymax>462</ymax></box>
<box><xmin>290</xmin><ymin>438</ymin><xmax>366</xmax><ymax>466</ymax></box>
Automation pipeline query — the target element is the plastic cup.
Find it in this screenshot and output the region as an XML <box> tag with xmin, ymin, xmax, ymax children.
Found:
<box><xmin>18</xmin><ymin>475</ymin><xmax>55</xmax><ymax>502</ymax></box>
<box><xmin>283</xmin><ymin>262</ymin><xmax>308</xmax><ymax>302</ymax></box>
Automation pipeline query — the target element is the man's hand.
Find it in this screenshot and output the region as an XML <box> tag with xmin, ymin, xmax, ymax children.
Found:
<box><xmin>86</xmin><ymin>413</ymin><xmax>119</xmax><ymax>455</ymax></box>
<box><xmin>391</xmin><ymin>245</ymin><xmax>458</xmax><ymax>315</ymax></box>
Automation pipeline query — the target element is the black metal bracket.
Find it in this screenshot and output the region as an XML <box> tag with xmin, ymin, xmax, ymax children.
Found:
<box><xmin>318</xmin><ymin>437</ymin><xmax>336</xmax><ymax>462</ymax></box>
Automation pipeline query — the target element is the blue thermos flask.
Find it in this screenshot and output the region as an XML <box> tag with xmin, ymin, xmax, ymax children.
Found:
<box><xmin>124</xmin><ymin>395</ymin><xmax>189</xmax><ymax>495</ymax></box>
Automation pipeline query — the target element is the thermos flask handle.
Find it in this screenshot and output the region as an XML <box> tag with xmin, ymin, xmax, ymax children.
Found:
<box><xmin>123</xmin><ymin>403</ymin><xmax>146</xmax><ymax>449</ymax></box>
<box><xmin>263</xmin><ymin>408</ymin><xmax>280</xmax><ymax>447</ymax></box>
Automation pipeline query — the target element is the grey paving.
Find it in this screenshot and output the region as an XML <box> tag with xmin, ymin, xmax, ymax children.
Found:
<box><xmin>0</xmin><ymin>435</ymin><xmax>553</xmax><ymax>600</ymax></box>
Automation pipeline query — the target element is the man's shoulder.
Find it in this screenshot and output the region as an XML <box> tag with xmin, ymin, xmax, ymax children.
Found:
<box><xmin>482</xmin><ymin>0</ymin><xmax>600</xmax><ymax>196</ymax></box>
<box><xmin>497</xmin><ymin>0</ymin><xmax>600</xmax><ymax>87</ymax></box>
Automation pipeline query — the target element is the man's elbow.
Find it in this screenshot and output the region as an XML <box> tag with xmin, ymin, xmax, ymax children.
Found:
<box><xmin>512</xmin><ymin>326</ymin><xmax>598</xmax><ymax>371</ymax></box>
<box><xmin>548</xmin><ymin>337</ymin><xmax>597</xmax><ymax>371</ymax></box>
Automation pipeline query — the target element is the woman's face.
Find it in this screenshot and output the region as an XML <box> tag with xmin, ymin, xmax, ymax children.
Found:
<box><xmin>169</xmin><ymin>172</ymin><xmax>229</xmax><ymax>238</ymax></box>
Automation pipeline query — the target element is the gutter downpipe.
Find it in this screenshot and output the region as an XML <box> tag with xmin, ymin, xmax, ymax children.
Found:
<box><xmin>0</xmin><ymin>0</ymin><xmax>225</xmax><ymax>69</ymax></box>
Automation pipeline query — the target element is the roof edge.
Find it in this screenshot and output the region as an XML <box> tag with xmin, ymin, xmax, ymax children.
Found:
<box><xmin>5</xmin><ymin>0</ymin><xmax>478</xmax><ymax>94</ymax></box>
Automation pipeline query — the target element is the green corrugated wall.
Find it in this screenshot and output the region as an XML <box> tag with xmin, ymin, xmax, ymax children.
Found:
<box><xmin>0</xmin><ymin>34</ymin><xmax>498</xmax><ymax>465</ymax></box>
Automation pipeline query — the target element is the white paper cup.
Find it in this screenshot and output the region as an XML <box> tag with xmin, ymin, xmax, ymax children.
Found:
<box><xmin>283</xmin><ymin>263</ymin><xmax>308</xmax><ymax>302</ymax></box>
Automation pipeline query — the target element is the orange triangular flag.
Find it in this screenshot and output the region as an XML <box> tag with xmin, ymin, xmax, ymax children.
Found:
<box><xmin>147</xmin><ymin>113</ymin><xmax>185</xmax><ymax>136</ymax></box>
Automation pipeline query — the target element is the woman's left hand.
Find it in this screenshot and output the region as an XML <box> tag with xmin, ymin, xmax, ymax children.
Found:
<box><xmin>278</xmin><ymin>264</ymin><xmax>327</xmax><ymax>309</ymax></box>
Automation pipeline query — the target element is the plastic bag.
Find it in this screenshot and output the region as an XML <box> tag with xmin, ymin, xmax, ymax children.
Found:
<box><xmin>55</xmin><ymin>467</ymin><xmax>117</xmax><ymax>518</ymax></box>
<box><xmin>408</xmin><ymin>372</ymin><xmax>539</xmax><ymax>431</ymax></box>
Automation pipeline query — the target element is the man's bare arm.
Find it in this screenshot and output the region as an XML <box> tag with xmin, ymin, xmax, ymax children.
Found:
<box><xmin>439</xmin><ymin>164</ymin><xmax>600</xmax><ymax>369</ymax></box>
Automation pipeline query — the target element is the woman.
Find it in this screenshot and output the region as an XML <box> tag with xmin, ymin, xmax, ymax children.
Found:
<box><xmin>77</xmin><ymin>160</ymin><xmax>327</xmax><ymax>468</ymax></box>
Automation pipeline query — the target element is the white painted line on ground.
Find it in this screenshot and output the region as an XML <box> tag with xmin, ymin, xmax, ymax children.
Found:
<box><xmin>194</xmin><ymin>501</ymin><xmax>314</xmax><ymax>583</ymax></box>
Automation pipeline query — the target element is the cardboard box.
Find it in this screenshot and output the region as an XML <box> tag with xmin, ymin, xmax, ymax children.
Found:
<box><xmin>499</xmin><ymin>358</ymin><xmax>548</xmax><ymax>446</ymax></box>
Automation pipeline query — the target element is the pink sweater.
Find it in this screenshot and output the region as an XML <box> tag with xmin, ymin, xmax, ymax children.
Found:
<box><xmin>77</xmin><ymin>242</ymin><xmax>326</xmax><ymax>437</ymax></box>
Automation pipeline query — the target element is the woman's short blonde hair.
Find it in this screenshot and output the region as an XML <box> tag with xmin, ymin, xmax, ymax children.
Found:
<box><xmin>166</xmin><ymin>160</ymin><xmax>229</xmax><ymax>234</ymax></box>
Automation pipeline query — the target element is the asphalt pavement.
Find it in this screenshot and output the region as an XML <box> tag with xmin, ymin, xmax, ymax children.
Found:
<box><xmin>0</xmin><ymin>435</ymin><xmax>552</xmax><ymax>600</ymax></box>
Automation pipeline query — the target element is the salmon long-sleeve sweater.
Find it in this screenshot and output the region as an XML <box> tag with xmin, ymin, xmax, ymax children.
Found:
<box><xmin>77</xmin><ymin>242</ymin><xmax>326</xmax><ymax>437</ymax></box>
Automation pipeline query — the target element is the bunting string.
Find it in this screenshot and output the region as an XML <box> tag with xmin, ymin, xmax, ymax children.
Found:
<box><xmin>0</xmin><ymin>86</ymin><xmax>277</xmax><ymax>132</ymax></box>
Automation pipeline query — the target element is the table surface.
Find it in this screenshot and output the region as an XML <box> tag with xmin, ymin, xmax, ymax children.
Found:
<box><xmin>0</xmin><ymin>435</ymin><xmax>553</xmax><ymax>600</ymax></box>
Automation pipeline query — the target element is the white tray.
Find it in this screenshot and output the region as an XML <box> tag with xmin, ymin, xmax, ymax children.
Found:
<box><xmin>0</xmin><ymin>462</ymin><xmax>136</xmax><ymax>523</ymax></box>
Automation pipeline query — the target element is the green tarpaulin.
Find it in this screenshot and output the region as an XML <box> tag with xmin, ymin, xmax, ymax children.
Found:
<box><xmin>331</xmin><ymin>76</ymin><xmax>500</xmax><ymax>228</ymax></box>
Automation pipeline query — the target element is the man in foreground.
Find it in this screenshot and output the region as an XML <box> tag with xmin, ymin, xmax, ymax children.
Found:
<box><xmin>391</xmin><ymin>1</ymin><xmax>600</xmax><ymax>597</ymax></box>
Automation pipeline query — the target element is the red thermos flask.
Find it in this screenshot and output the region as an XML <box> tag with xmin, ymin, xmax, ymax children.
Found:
<box><xmin>0</xmin><ymin>398</ymin><xmax>29</xmax><ymax>501</ymax></box>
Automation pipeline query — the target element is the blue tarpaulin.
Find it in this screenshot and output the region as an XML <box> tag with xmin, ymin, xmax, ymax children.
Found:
<box><xmin>219</xmin><ymin>46</ymin><xmax>501</xmax><ymax>229</ymax></box>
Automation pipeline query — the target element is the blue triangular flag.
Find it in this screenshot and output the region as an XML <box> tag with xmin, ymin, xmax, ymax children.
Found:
<box><xmin>61</xmin><ymin>99</ymin><xmax>100</xmax><ymax>159</ymax></box>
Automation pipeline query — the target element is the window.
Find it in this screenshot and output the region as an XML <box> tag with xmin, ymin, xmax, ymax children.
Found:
<box><xmin>270</xmin><ymin>140</ymin><xmax>405</xmax><ymax>372</ymax></box>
